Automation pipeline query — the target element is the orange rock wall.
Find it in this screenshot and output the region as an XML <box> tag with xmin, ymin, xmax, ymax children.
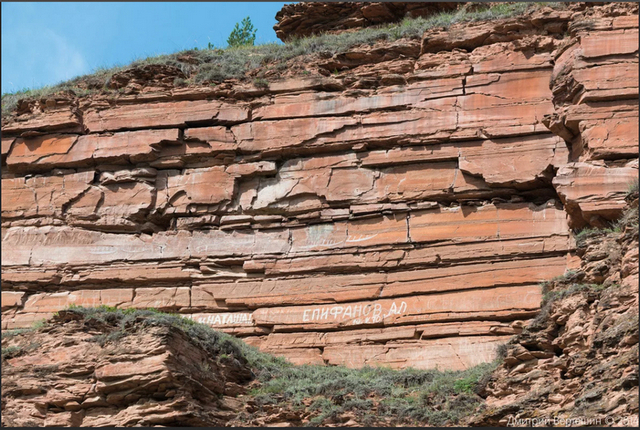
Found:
<box><xmin>1</xmin><ymin>3</ymin><xmax>637</xmax><ymax>371</ymax></box>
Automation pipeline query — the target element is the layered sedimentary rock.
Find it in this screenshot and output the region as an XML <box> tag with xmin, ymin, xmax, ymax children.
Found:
<box><xmin>1</xmin><ymin>3</ymin><xmax>637</xmax><ymax>371</ymax></box>
<box><xmin>469</xmin><ymin>192</ymin><xmax>639</xmax><ymax>427</ymax></box>
<box><xmin>544</xmin><ymin>3</ymin><xmax>639</xmax><ymax>228</ymax></box>
<box><xmin>273</xmin><ymin>2</ymin><xmax>461</xmax><ymax>41</ymax></box>
<box><xmin>1</xmin><ymin>311</ymin><xmax>253</xmax><ymax>427</ymax></box>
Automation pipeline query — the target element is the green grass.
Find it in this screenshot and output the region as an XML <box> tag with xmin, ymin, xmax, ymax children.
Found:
<box><xmin>613</xmin><ymin>205</ymin><xmax>638</xmax><ymax>237</ymax></box>
<box><xmin>64</xmin><ymin>305</ymin><xmax>247</xmax><ymax>362</ymax></box>
<box><xmin>1</xmin><ymin>328</ymin><xmax>32</xmax><ymax>340</ymax></box>
<box><xmin>249</xmin><ymin>360</ymin><xmax>499</xmax><ymax>426</ymax></box>
<box><xmin>538</xmin><ymin>200</ymin><xmax>638</xmax><ymax>329</ymax></box>
<box><xmin>541</xmin><ymin>282</ymin><xmax>606</xmax><ymax>304</ymax></box>
<box><xmin>1</xmin><ymin>318</ymin><xmax>47</xmax><ymax>340</ymax></box>
<box><xmin>1</xmin><ymin>341</ymin><xmax>42</xmax><ymax>359</ymax></box>
<box><xmin>242</xmin><ymin>338</ymin><xmax>501</xmax><ymax>426</ymax></box>
<box><xmin>1</xmin><ymin>345</ymin><xmax>22</xmax><ymax>359</ymax></box>
<box><xmin>531</xmin><ymin>282</ymin><xmax>608</xmax><ymax>329</ymax></box>
<box><xmin>574</xmin><ymin>197</ymin><xmax>639</xmax><ymax>247</ymax></box>
<box><xmin>30</xmin><ymin>305</ymin><xmax>500</xmax><ymax>426</ymax></box>
<box><xmin>1</xmin><ymin>2</ymin><xmax>565</xmax><ymax>118</ymax></box>
<box><xmin>252</xmin><ymin>77</ymin><xmax>269</xmax><ymax>89</ymax></box>
<box><xmin>574</xmin><ymin>227</ymin><xmax>605</xmax><ymax>247</ymax></box>
<box><xmin>575</xmin><ymin>225</ymin><xmax>623</xmax><ymax>247</ymax></box>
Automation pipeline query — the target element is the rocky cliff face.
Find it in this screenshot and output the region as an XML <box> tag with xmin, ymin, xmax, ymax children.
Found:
<box><xmin>469</xmin><ymin>192</ymin><xmax>638</xmax><ymax>427</ymax></box>
<box><xmin>273</xmin><ymin>2</ymin><xmax>460</xmax><ymax>41</ymax></box>
<box><xmin>1</xmin><ymin>2</ymin><xmax>638</xmax><ymax>372</ymax></box>
<box><xmin>1</xmin><ymin>310</ymin><xmax>254</xmax><ymax>427</ymax></box>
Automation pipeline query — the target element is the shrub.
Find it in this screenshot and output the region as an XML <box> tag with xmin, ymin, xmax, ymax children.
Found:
<box><xmin>531</xmin><ymin>282</ymin><xmax>607</xmax><ymax>328</ymax></box>
<box><xmin>613</xmin><ymin>205</ymin><xmax>638</xmax><ymax>237</ymax></box>
<box><xmin>1</xmin><ymin>345</ymin><xmax>22</xmax><ymax>359</ymax></box>
<box><xmin>253</xmin><ymin>78</ymin><xmax>269</xmax><ymax>89</ymax></box>
<box><xmin>575</xmin><ymin>227</ymin><xmax>603</xmax><ymax>247</ymax></box>
<box><xmin>63</xmin><ymin>305</ymin><xmax>247</xmax><ymax>364</ymax></box>
<box><xmin>1</xmin><ymin>328</ymin><xmax>32</xmax><ymax>339</ymax></box>
<box><xmin>249</xmin><ymin>359</ymin><xmax>499</xmax><ymax>426</ymax></box>
<box><xmin>495</xmin><ymin>343</ymin><xmax>510</xmax><ymax>360</ymax></box>
<box><xmin>227</xmin><ymin>17</ymin><xmax>257</xmax><ymax>47</ymax></box>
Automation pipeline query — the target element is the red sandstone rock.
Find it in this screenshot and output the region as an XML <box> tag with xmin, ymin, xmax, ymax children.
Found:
<box><xmin>5</xmin><ymin>134</ymin><xmax>78</xmax><ymax>169</ymax></box>
<box><xmin>1</xmin><ymin>137</ymin><xmax>15</xmax><ymax>159</ymax></box>
<box><xmin>1</xmin><ymin>2</ymin><xmax>637</xmax><ymax>372</ymax></box>
<box><xmin>321</xmin><ymin>336</ymin><xmax>511</xmax><ymax>370</ymax></box>
<box><xmin>1</xmin><ymin>108</ymin><xmax>82</xmax><ymax>135</ymax></box>
<box><xmin>158</xmin><ymin>167</ymin><xmax>235</xmax><ymax>213</ymax></box>
<box><xmin>2</xmin><ymin>312</ymin><xmax>55</xmax><ymax>330</ymax></box>
<box><xmin>70</xmin><ymin>264</ymin><xmax>192</xmax><ymax>284</ymax></box>
<box><xmin>6</xmin><ymin>129</ymin><xmax>180</xmax><ymax>173</ymax></box>
<box><xmin>1</xmin><ymin>292</ymin><xmax>25</xmax><ymax>310</ymax></box>
<box><xmin>23</xmin><ymin>289</ymin><xmax>133</xmax><ymax>313</ymax></box>
<box><xmin>458</xmin><ymin>134</ymin><xmax>566</xmax><ymax>186</ymax></box>
<box><xmin>273</xmin><ymin>2</ymin><xmax>461</xmax><ymax>41</ymax></box>
<box><xmin>580</xmin><ymin>117</ymin><xmax>639</xmax><ymax>160</ymax></box>
<box><xmin>184</xmin><ymin>125</ymin><xmax>237</xmax><ymax>151</ymax></box>
<box><xmin>469</xmin><ymin>190</ymin><xmax>639</xmax><ymax>427</ymax></box>
<box><xmin>255</xmin><ymin>235</ymin><xmax>571</xmax><ymax>276</ymax></box>
<box><xmin>553</xmin><ymin>162</ymin><xmax>638</xmax><ymax>228</ymax></box>
<box><xmin>253</xmin><ymin>78</ymin><xmax>464</xmax><ymax>121</ymax></box>
<box><xmin>409</xmin><ymin>202</ymin><xmax>569</xmax><ymax>243</ymax></box>
<box><xmin>83</xmin><ymin>100</ymin><xmax>249</xmax><ymax>132</ymax></box>
<box><xmin>233</xmin><ymin>116</ymin><xmax>359</xmax><ymax>154</ymax></box>
<box><xmin>2</xmin><ymin>172</ymin><xmax>93</xmax><ymax>219</ymax></box>
<box><xmin>252</xmin><ymin>285</ymin><xmax>541</xmax><ymax>330</ymax></box>
<box><xmin>130</xmin><ymin>287</ymin><xmax>190</xmax><ymax>310</ymax></box>
<box><xmin>1</xmin><ymin>312</ymin><xmax>254</xmax><ymax>426</ymax></box>
<box><xmin>545</xmin><ymin>5</ymin><xmax>639</xmax><ymax>230</ymax></box>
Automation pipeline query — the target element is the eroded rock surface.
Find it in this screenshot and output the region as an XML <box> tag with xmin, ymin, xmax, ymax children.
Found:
<box><xmin>1</xmin><ymin>2</ymin><xmax>638</xmax><ymax>371</ymax></box>
<box><xmin>1</xmin><ymin>311</ymin><xmax>253</xmax><ymax>427</ymax></box>
<box><xmin>545</xmin><ymin>1</ymin><xmax>639</xmax><ymax>228</ymax></box>
<box><xmin>469</xmin><ymin>192</ymin><xmax>639</xmax><ymax>427</ymax></box>
<box><xmin>273</xmin><ymin>2</ymin><xmax>461</xmax><ymax>41</ymax></box>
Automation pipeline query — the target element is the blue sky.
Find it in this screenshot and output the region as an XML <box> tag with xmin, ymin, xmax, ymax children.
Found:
<box><xmin>1</xmin><ymin>2</ymin><xmax>288</xmax><ymax>94</ymax></box>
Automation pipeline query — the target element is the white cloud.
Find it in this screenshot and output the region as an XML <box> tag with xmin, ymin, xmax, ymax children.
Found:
<box><xmin>43</xmin><ymin>28</ymin><xmax>89</xmax><ymax>83</ymax></box>
<box><xmin>2</xmin><ymin>27</ymin><xmax>88</xmax><ymax>91</ymax></box>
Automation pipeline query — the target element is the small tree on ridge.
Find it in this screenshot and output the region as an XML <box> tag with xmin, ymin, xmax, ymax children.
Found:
<box><xmin>227</xmin><ymin>17</ymin><xmax>257</xmax><ymax>47</ymax></box>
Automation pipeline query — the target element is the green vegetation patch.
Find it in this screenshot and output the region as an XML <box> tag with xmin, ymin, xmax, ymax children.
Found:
<box><xmin>574</xmin><ymin>191</ymin><xmax>639</xmax><ymax>247</ymax></box>
<box><xmin>613</xmin><ymin>205</ymin><xmax>638</xmax><ymax>237</ymax></box>
<box><xmin>247</xmin><ymin>360</ymin><xmax>499</xmax><ymax>426</ymax></box>
<box><xmin>65</xmin><ymin>305</ymin><xmax>246</xmax><ymax>363</ymax></box>
<box><xmin>245</xmin><ymin>349</ymin><xmax>499</xmax><ymax>426</ymax></box>
<box><xmin>531</xmin><ymin>282</ymin><xmax>608</xmax><ymax>329</ymax></box>
<box><xmin>1</xmin><ymin>328</ymin><xmax>33</xmax><ymax>340</ymax></box>
<box><xmin>575</xmin><ymin>227</ymin><xmax>608</xmax><ymax>247</ymax></box>
<box><xmin>1</xmin><ymin>345</ymin><xmax>22</xmax><ymax>359</ymax></box>
<box><xmin>2</xmin><ymin>318</ymin><xmax>47</xmax><ymax>341</ymax></box>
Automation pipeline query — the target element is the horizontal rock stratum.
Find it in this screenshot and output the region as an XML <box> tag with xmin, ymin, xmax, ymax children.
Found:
<box><xmin>1</xmin><ymin>2</ymin><xmax>638</xmax><ymax>371</ymax></box>
<box><xmin>273</xmin><ymin>2</ymin><xmax>461</xmax><ymax>41</ymax></box>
